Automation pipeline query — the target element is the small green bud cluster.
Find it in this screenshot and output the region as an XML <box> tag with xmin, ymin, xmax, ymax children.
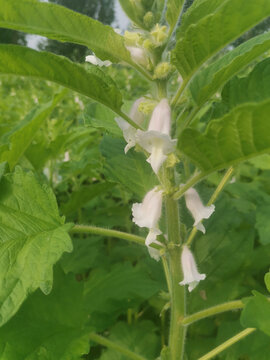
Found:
<box><xmin>154</xmin><ymin>62</ymin><xmax>174</xmax><ymax>79</ymax></box>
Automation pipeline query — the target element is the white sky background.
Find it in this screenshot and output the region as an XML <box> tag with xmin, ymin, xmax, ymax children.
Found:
<box><xmin>27</xmin><ymin>0</ymin><xmax>130</xmax><ymax>49</ymax></box>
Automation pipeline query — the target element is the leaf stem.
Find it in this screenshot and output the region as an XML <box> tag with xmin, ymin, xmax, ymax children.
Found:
<box><xmin>89</xmin><ymin>333</ymin><xmax>147</xmax><ymax>360</ymax></box>
<box><xmin>171</xmin><ymin>79</ymin><xmax>188</xmax><ymax>108</ymax></box>
<box><xmin>198</xmin><ymin>328</ymin><xmax>256</xmax><ymax>360</ymax></box>
<box><xmin>173</xmin><ymin>172</ymin><xmax>205</xmax><ymax>200</ymax></box>
<box><xmin>181</xmin><ymin>300</ymin><xmax>244</xmax><ymax>325</ymax></box>
<box><xmin>118</xmin><ymin>110</ymin><xmax>143</xmax><ymax>129</ymax></box>
<box><xmin>186</xmin><ymin>167</ymin><xmax>234</xmax><ymax>246</ymax></box>
<box><xmin>71</xmin><ymin>224</ymin><xmax>158</xmax><ymax>248</ymax></box>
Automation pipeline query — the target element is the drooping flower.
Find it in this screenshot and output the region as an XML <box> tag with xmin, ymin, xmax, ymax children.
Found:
<box><xmin>85</xmin><ymin>54</ymin><xmax>112</xmax><ymax>67</ymax></box>
<box><xmin>132</xmin><ymin>187</ymin><xmax>163</xmax><ymax>261</ymax></box>
<box><xmin>184</xmin><ymin>187</ymin><xmax>215</xmax><ymax>233</ymax></box>
<box><xmin>179</xmin><ymin>245</ymin><xmax>206</xmax><ymax>292</ymax></box>
<box><xmin>115</xmin><ymin>98</ymin><xmax>145</xmax><ymax>153</ymax></box>
<box><xmin>136</xmin><ymin>99</ymin><xmax>176</xmax><ymax>174</ymax></box>
<box><xmin>132</xmin><ymin>187</ymin><xmax>163</xmax><ymax>229</ymax></box>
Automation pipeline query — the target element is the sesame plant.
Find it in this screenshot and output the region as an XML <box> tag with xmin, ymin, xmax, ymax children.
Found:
<box><xmin>1</xmin><ymin>0</ymin><xmax>270</xmax><ymax>359</ymax></box>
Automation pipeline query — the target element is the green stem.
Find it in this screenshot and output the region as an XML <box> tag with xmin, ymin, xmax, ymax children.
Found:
<box><xmin>118</xmin><ymin>110</ymin><xmax>143</xmax><ymax>129</ymax></box>
<box><xmin>171</xmin><ymin>79</ymin><xmax>188</xmax><ymax>108</ymax></box>
<box><xmin>89</xmin><ymin>333</ymin><xmax>147</xmax><ymax>360</ymax></box>
<box><xmin>173</xmin><ymin>172</ymin><xmax>205</xmax><ymax>200</ymax></box>
<box><xmin>71</xmin><ymin>224</ymin><xmax>161</xmax><ymax>248</ymax></box>
<box><xmin>198</xmin><ymin>328</ymin><xmax>256</xmax><ymax>360</ymax></box>
<box><xmin>165</xmin><ymin>195</ymin><xmax>186</xmax><ymax>360</ymax></box>
<box><xmin>186</xmin><ymin>167</ymin><xmax>233</xmax><ymax>246</ymax></box>
<box><xmin>181</xmin><ymin>300</ymin><xmax>244</xmax><ymax>325</ymax></box>
<box><xmin>131</xmin><ymin>62</ymin><xmax>154</xmax><ymax>82</ymax></box>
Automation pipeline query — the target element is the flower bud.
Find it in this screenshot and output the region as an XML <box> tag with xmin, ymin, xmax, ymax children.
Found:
<box><xmin>154</xmin><ymin>62</ymin><xmax>174</xmax><ymax>80</ymax></box>
<box><xmin>143</xmin><ymin>11</ymin><xmax>155</xmax><ymax>29</ymax></box>
<box><xmin>179</xmin><ymin>245</ymin><xmax>206</xmax><ymax>292</ymax></box>
<box><xmin>126</xmin><ymin>46</ymin><xmax>148</xmax><ymax>67</ymax></box>
<box><xmin>151</xmin><ymin>24</ymin><xmax>168</xmax><ymax>46</ymax></box>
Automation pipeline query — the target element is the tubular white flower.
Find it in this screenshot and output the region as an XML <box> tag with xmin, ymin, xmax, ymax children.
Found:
<box><xmin>85</xmin><ymin>54</ymin><xmax>112</xmax><ymax>67</ymax></box>
<box><xmin>179</xmin><ymin>245</ymin><xmax>206</xmax><ymax>292</ymax></box>
<box><xmin>184</xmin><ymin>187</ymin><xmax>215</xmax><ymax>233</ymax></box>
<box><xmin>136</xmin><ymin>99</ymin><xmax>176</xmax><ymax>174</ymax></box>
<box><xmin>132</xmin><ymin>187</ymin><xmax>163</xmax><ymax>229</ymax></box>
<box><xmin>136</xmin><ymin>130</ymin><xmax>176</xmax><ymax>174</ymax></box>
<box><xmin>115</xmin><ymin>98</ymin><xmax>145</xmax><ymax>153</ymax></box>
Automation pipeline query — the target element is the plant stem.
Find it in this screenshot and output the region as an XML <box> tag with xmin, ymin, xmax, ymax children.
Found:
<box><xmin>181</xmin><ymin>300</ymin><xmax>244</xmax><ymax>325</ymax></box>
<box><xmin>171</xmin><ymin>79</ymin><xmax>188</xmax><ymax>108</ymax></box>
<box><xmin>71</xmin><ymin>224</ymin><xmax>162</xmax><ymax>248</ymax></box>
<box><xmin>89</xmin><ymin>333</ymin><xmax>147</xmax><ymax>360</ymax></box>
<box><xmin>186</xmin><ymin>167</ymin><xmax>234</xmax><ymax>246</ymax></box>
<box><xmin>198</xmin><ymin>328</ymin><xmax>256</xmax><ymax>360</ymax></box>
<box><xmin>165</xmin><ymin>195</ymin><xmax>186</xmax><ymax>360</ymax></box>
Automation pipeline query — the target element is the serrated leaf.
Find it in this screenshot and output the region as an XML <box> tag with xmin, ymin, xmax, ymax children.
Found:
<box><xmin>0</xmin><ymin>45</ymin><xmax>123</xmax><ymax>114</ymax></box>
<box><xmin>178</xmin><ymin>0</ymin><xmax>224</xmax><ymax>36</ymax></box>
<box><xmin>179</xmin><ymin>100</ymin><xmax>270</xmax><ymax>174</ymax></box>
<box><xmin>166</xmin><ymin>0</ymin><xmax>185</xmax><ymax>29</ymax></box>
<box><xmin>241</xmin><ymin>291</ymin><xmax>270</xmax><ymax>336</ymax></box>
<box><xmin>0</xmin><ymin>167</ymin><xmax>73</xmax><ymax>326</ymax></box>
<box><xmin>189</xmin><ymin>31</ymin><xmax>270</xmax><ymax>106</ymax></box>
<box><xmin>100</xmin><ymin>136</ymin><xmax>158</xmax><ymax>198</ymax></box>
<box><xmin>172</xmin><ymin>0</ymin><xmax>270</xmax><ymax>79</ymax></box>
<box><xmin>99</xmin><ymin>321</ymin><xmax>160</xmax><ymax>360</ymax></box>
<box><xmin>0</xmin><ymin>269</ymin><xmax>91</xmax><ymax>360</ymax></box>
<box><xmin>0</xmin><ymin>0</ymin><xmax>131</xmax><ymax>64</ymax></box>
<box><xmin>0</xmin><ymin>91</ymin><xmax>65</xmax><ymax>170</ymax></box>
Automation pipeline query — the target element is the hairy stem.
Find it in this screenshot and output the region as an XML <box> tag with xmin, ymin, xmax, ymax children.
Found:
<box><xmin>165</xmin><ymin>195</ymin><xmax>186</xmax><ymax>360</ymax></box>
<box><xmin>173</xmin><ymin>172</ymin><xmax>205</xmax><ymax>200</ymax></box>
<box><xmin>198</xmin><ymin>328</ymin><xmax>256</xmax><ymax>360</ymax></box>
<box><xmin>181</xmin><ymin>300</ymin><xmax>244</xmax><ymax>325</ymax></box>
<box><xmin>71</xmin><ymin>224</ymin><xmax>162</xmax><ymax>248</ymax></box>
<box><xmin>89</xmin><ymin>333</ymin><xmax>147</xmax><ymax>360</ymax></box>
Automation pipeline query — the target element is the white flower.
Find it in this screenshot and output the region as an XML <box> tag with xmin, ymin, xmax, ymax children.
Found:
<box><xmin>132</xmin><ymin>187</ymin><xmax>163</xmax><ymax>229</ymax></box>
<box><xmin>184</xmin><ymin>187</ymin><xmax>215</xmax><ymax>234</ymax></box>
<box><xmin>132</xmin><ymin>187</ymin><xmax>163</xmax><ymax>261</ymax></box>
<box><xmin>126</xmin><ymin>46</ymin><xmax>148</xmax><ymax>67</ymax></box>
<box><xmin>85</xmin><ymin>54</ymin><xmax>112</xmax><ymax>67</ymax></box>
<box><xmin>115</xmin><ymin>98</ymin><xmax>144</xmax><ymax>153</ymax></box>
<box><xmin>145</xmin><ymin>228</ymin><xmax>162</xmax><ymax>261</ymax></box>
<box><xmin>136</xmin><ymin>130</ymin><xmax>176</xmax><ymax>174</ymax></box>
<box><xmin>179</xmin><ymin>245</ymin><xmax>206</xmax><ymax>292</ymax></box>
<box><xmin>63</xmin><ymin>151</ymin><xmax>70</xmax><ymax>162</ymax></box>
<box><xmin>136</xmin><ymin>99</ymin><xmax>176</xmax><ymax>174</ymax></box>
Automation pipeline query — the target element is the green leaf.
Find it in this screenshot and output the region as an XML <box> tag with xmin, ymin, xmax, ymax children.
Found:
<box><xmin>100</xmin><ymin>136</ymin><xmax>158</xmax><ymax>198</ymax></box>
<box><xmin>0</xmin><ymin>167</ymin><xmax>72</xmax><ymax>326</ymax></box>
<box><xmin>99</xmin><ymin>321</ymin><xmax>160</xmax><ymax>360</ymax></box>
<box><xmin>179</xmin><ymin>100</ymin><xmax>270</xmax><ymax>174</ymax></box>
<box><xmin>255</xmin><ymin>205</ymin><xmax>270</xmax><ymax>245</ymax></box>
<box><xmin>265</xmin><ymin>272</ymin><xmax>270</xmax><ymax>293</ymax></box>
<box><xmin>0</xmin><ymin>0</ymin><xmax>131</xmax><ymax>64</ymax></box>
<box><xmin>166</xmin><ymin>0</ymin><xmax>185</xmax><ymax>30</ymax></box>
<box><xmin>189</xmin><ymin>31</ymin><xmax>270</xmax><ymax>106</ymax></box>
<box><xmin>0</xmin><ymin>45</ymin><xmax>123</xmax><ymax>114</ymax></box>
<box><xmin>118</xmin><ymin>0</ymin><xmax>145</xmax><ymax>28</ymax></box>
<box><xmin>84</xmin><ymin>103</ymin><xmax>122</xmax><ymax>137</ymax></box>
<box><xmin>0</xmin><ymin>91</ymin><xmax>65</xmax><ymax>170</ymax></box>
<box><xmin>241</xmin><ymin>291</ymin><xmax>270</xmax><ymax>336</ymax></box>
<box><xmin>178</xmin><ymin>0</ymin><xmax>224</xmax><ymax>36</ymax></box>
<box><xmin>172</xmin><ymin>0</ymin><xmax>270</xmax><ymax>79</ymax></box>
<box><xmin>60</xmin><ymin>183</ymin><xmax>115</xmax><ymax>216</ymax></box>
<box><xmin>0</xmin><ymin>269</ymin><xmax>90</xmax><ymax>360</ymax></box>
